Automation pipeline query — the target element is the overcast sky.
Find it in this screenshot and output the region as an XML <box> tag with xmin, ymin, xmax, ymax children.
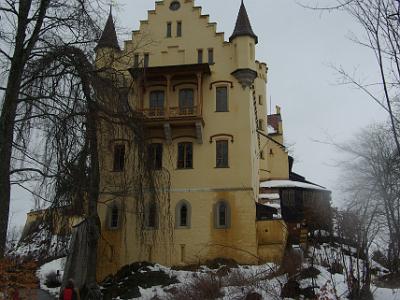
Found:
<box><xmin>9</xmin><ymin>0</ymin><xmax>389</xmax><ymax>230</ymax></box>
<box><xmin>113</xmin><ymin>0</ymin><xmax>387</xmax><ymax>196</ymax></box>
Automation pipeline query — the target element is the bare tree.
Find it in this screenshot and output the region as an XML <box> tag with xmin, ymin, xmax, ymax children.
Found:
<box><xmin>0</xmin><ymin>0</ymin><xmax>106</xmax><ymax>258</ymax></box>
<box><xmin>338</xmin><ymin>123</ymin><xmax>400</xmax><ymax>274</ymax></box>
<box><xmin>302</xmin><ymin>0</ymin><xmax>400</xmax><ymax>154</ymax></box>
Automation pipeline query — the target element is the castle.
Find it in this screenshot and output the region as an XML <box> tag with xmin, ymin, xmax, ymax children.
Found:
<box><xmin>90</xmin><ymin>0</ymin><xmax>331</xmax><ymax>281</ymax></box>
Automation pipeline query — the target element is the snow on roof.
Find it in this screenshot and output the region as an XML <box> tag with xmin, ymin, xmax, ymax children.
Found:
<box><xmin>260</xmin><ymin>180</ymin><xmax>327</xmax><ymax>191</ymax></box>
<box><xmin>262</xmin><ymin>203</ymin><xmax>281</xmax><ymax>210</ymax></box>
<box><xmin>259</xmin><ymin>193</ymin><xmax>280</xmax><ymax>200</ymax></box>
<box><xmin>267</xmin><ymin>125</ymin><xmax>277</xmax><ymax>134</ymax></box>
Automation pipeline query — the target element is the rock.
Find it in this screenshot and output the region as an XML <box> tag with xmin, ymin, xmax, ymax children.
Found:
<box><xmin>245</xmin><ymin>291</ymin><xmax>262</xmax><ymax>300</ymax></box>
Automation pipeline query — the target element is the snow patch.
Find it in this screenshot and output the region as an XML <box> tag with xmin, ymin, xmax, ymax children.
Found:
<box><xmin>260</xmin><ymin>180</ymin><xmax>327</xmax><ymax>191</ymax></box>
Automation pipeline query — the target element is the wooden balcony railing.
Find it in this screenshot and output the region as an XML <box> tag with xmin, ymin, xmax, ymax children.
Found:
<box><xmin>170</xmin><ymin>106</ymin><xmax>198</xmax><ymax>117</ymax></box>
<box><xmin>141</xmin><ymin>108</ymin><xmax>165</xmax><ymax>118</ymax></box>
<box><xmin>141</xmin><ymin>106</ymin><xmax>198</xmax><ymax>119</ymax></box>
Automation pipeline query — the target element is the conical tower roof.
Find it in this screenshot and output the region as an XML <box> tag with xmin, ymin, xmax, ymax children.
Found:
<box><xmin>96</xmin><ymin>8</ymin><xmax>120</xmax><ymax>51</ymax></box>
<box><xmin>229</xmin><ymin>1</ymin><xmax>258</xmax><ymax>44</ymax></box>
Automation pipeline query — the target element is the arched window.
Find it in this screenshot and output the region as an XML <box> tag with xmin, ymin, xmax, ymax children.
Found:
<box><xmin>109</xmin><ymin>203</ymin><xmax>120</xmax><ymax>229</ymax></box>
<box><xmin>180</xmin><ymin>205</ymin><xmax>188</xmax><ymax>226</ymax></box>
<box><xmin>175</xmin><ymin>200</ymin><xmax>191</xmax><ymax>228</ymax></box>
<box><xmin>218</xmin><ymin>203</ymin><xmax>227</xmax><ymax>227</ymax></box>
<box><xmin>146</xmin><ymin>201</ymin><xmax>158</xmax><ymax>229</ymax></box>
<box><xmin>215</xmin><ymin>201</ymin><xmax>231</xmax><ymax>229</ymax></box>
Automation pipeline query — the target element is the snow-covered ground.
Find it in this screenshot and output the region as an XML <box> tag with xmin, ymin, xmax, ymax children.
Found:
<box><xmin>37</xmin><ymin>257</ymin><xmax>66</xmax><ymax>297</ymax></box>
<box><xmin>34</xmin><ymin>245</ymin><xmax>400</xmax><ymax>300</ymax></box>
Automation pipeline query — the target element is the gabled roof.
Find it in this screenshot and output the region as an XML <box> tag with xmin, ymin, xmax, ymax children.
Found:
<box><xmin>229</xmin><ymin>1</ymin><xmax>258</xmax><ymax>44</ymax></box>
<box><xmin>95</xmin><ymin>9</ymin><xmax>120</xmax><ymax>51</ymax></box>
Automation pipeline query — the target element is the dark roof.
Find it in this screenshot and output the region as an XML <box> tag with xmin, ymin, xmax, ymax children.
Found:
<box><xmin>267</xmin><ymin>113</ymin><xmax>282</xmax><ymax>132</ymax></box>
<box><xmin>229</xmin><ymin>1</ymin><xmax>258</xmax><ymax>44</ymax></box>
<box><xmin>96</xmin><ymin>9</ymin><xmax>120</xmax><ymax>51</ymax></box>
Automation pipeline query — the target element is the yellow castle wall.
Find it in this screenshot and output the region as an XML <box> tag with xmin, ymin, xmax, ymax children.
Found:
<box><xmin>94</xmin><ymin>0</ymin><xmax>287</xmax><ymax>281</ymax></box>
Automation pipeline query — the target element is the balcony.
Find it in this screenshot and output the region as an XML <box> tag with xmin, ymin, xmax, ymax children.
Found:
<box><xmin>141</xmin><ymin>106</ymin><xmax>199</xmax><ymax>119</ymax></box>
<box><xmin>140</xmin><ymin>106</ymin><xmax>203</xmax><ymax>144</ymax></box>
<box><xmin>129</xmin><ymin>63</ymin><xmax>211</xmax><ymax>144</ymax></box>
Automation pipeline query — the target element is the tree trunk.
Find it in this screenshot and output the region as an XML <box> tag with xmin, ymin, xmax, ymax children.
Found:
<box><xmin>0</xmin><ymin>65</ymin><xmax>24</xmax><ymax>257</ymax></box>
<box><xmin>0</xmin><ymin>0</ymin><xmax>48</xmax><ymax>257</ymax></box>
<box><xmin>83</xmin><ymin>102</ymin><xmax>102</xmax><ymax>299</ymax></box>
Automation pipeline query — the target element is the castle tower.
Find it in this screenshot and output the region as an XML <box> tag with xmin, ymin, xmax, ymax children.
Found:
<box><xmin>230</xmin><ymin>1</ymin><xmax>258</xmax><ymax>88</ymax></box>
<box><xmin>95</xmin><ymin>8</ymin><xmax>120</xmax><ymax>67</ymax></box>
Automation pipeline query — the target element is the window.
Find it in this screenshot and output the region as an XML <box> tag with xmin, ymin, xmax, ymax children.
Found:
<box><xmin>208</xmin><ymin>48</ymin><xmax>214</xmax><ymax>64</ymax></box>
<box><xmin>180</xmin><ymin>205</ymin><xmax>188</xmax><ymax>226</ymax></box>
<box><xmin>258</xmin><ymin>95</ymin><xmax>263</xmax><ymax>105</ymax></box>
<box><xmin>197</xmin><ymin>49</ymin><xmax>203</xmax><ymax>64</ymax></box>
<box><xmin>177</xmin><ymin>21</ymin><xmax>182</xmax><ymax>37</ymax></box>
<box><xmin>175</xmin><ymin>200</ymin><xmax>191</xmax><ymax>228</ymax></box>
<box><xmin>219</xmin><ymin>203</ymin><xmax>227</xmax><ymax>226</ymax></box>
<box><xmin>167</xmin><ymin>22</ymin><xmax>172</xmax><ymax>37</ymax></box>
<box><xmin>177</xmin><ymin>142</ymin><xmax>193</xmax><ymax>169</ymax></box>
<box><xmin>144</xmin><ymin>53</ymin><xmax>149</xmax><ymax>67</ymax></box>
<box><xmin>258</xmin><ymin>119</ymin><xmax>264</xmax><ymax>130</ymax></box>
<box><xmin>179</xmin><ymin>89</ymin><xmax>194</xmax><ymax>115</ymax></box>
<box><xmin>260</xmin><ymin>150</ymin><xmax>265</xmax><ymax>160</ymax></box>
<box><xmin>146</xmin><ymin>202</ymin><xmax>157</xmax><ymax>228</ymax></box>
<box><xmin>149</xmin><ymin>91</ymin><xmax>165</xmax><ymax>116</ymax></box>
<box><xmin>134</xmin><ymin>54</ymin><xmax>140</xmax><ymax>67</ymax></box>
<box><xmin>216</xmin><ymin>140</ymin><xmax>228</xmax><ymax>168</ymax></box>
<box><xmin>147</xmin><ymin>143</ymin><xmax>163</xmax><ymax>170</ymax></box>
<box><xmin>113</xmin><ymin>144</ymin><xmax>125</xmax><ymax>172</ymax></box>
<box><xmin>170</xmin><ymin>1</ymin><xmax>181</xmax><ymax>10</ymax></box>
<box><xmin>216</xmin><ymin>86</ymin><xmax>228</xmax><ymax>112</ymax></box>
<box><xmin>110</xmin><ymin>204</ymin><xmax>119</xmax><ymax>229</ymax></box>
<box><xmin>215</xmin><ymin>201</ymin><xmax>230</xmax><ymax>229</ymax></box>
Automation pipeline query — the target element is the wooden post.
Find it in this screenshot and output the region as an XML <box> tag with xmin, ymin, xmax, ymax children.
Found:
<box><xmin>166</xmin><ymin>75</ymin><xmax>171</xmax><ymax>119</ymax></box>
<box><xmin>197</xmin><ymin>72</ymin><xmax>203</xmax><ymax>116</ymax></box>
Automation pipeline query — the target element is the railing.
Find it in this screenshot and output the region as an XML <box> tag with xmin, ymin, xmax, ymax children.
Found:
<box><xmin>141</xmin><ymin>108</ymin><xmax>165</xmax><ymax>118</ymax></box>
<box><xmin>170</xmin><ymin>106</ymin><xmax>198</xmax><ymax>117</ymax></box>
<box><xmin>141</xmin><ymin>106</ymin><xmax>198</xmax><ymax>119</ymax></box>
